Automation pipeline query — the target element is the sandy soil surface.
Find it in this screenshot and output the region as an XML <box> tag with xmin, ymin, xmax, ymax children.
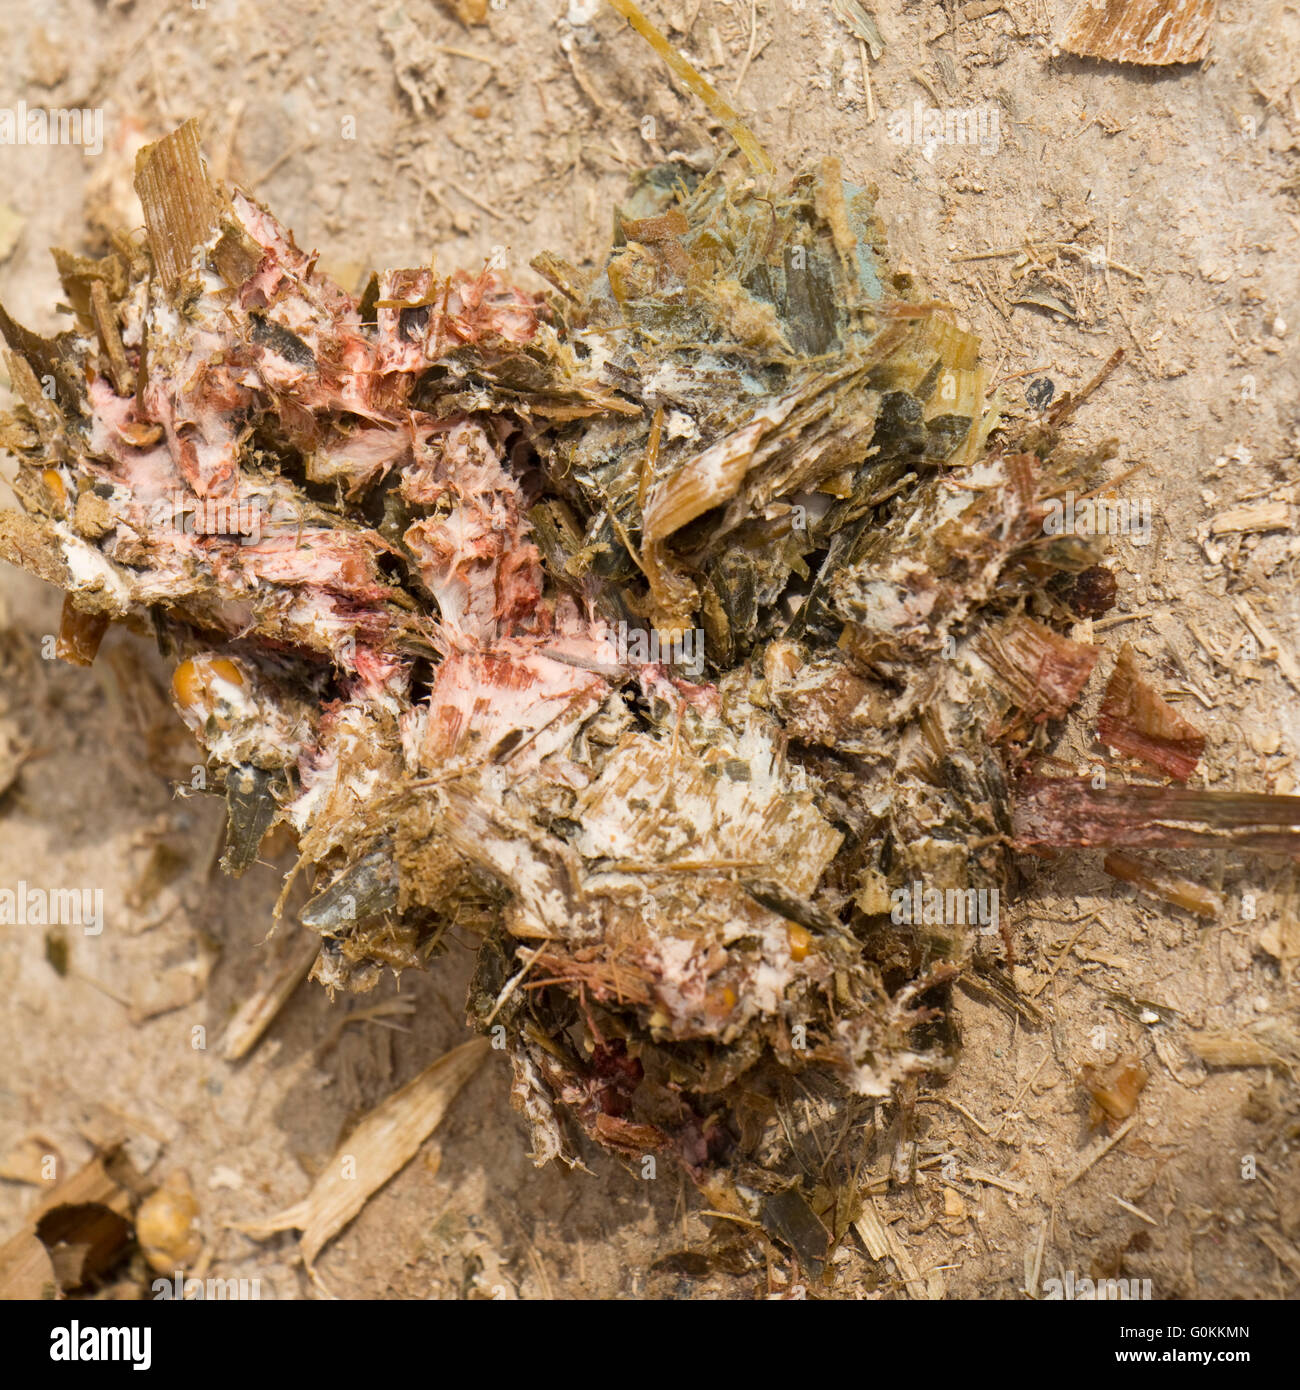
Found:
<box><xmin>0</xmin><ymin>0</ymin><xmax>1298</xmax><ymax>1300</ymax></box>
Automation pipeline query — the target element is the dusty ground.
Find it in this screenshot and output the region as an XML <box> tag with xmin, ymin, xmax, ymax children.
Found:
<box><xmin>0</xmin><ymin>0</ymin><xmax>1298</xmax><ymax>1300</ymax></box>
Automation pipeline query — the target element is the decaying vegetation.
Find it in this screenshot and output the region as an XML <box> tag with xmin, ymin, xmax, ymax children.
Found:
<box><xmin>1</xmin><ymin>99</ymin><xmax>1296</xmax><ymax>1249</ymax></box>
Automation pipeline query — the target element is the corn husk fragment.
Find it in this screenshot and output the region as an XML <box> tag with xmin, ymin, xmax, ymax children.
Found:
<box><xmin>1103</xmin><ymin>850</ymin><xmax>1223</xmax><ymax>918</ymax></box>
<box><xmin>975</xmin><ymin>615</ymin><xmax>1098</xmax><ymax>735</ymax></box>
<box><xmin>853</xmin><ymin>1195</ymin><xmax>942</xmax><ymax>1299</ymax></box>
<box><xmin>1014</xmin><ymin>779</ymin><xmax>1300</xmax><ymax>853</ymax></box>
<box><xmin>220</xmin><ymin>936</ymin><xmax>321</xmax><ymax>1061</ymax></box>
<box><xmin>1080</xmin><ymin>1053</ymin><xmax>1148</xmax><ymax>1129</ymax></box>
<box><xmin>237</xmin><ymin>1037</ymin><xmax>488</xmax><ymax>1271</ymax></box>
<box><xmin>832</xmin><ymin>0</ymin><xmax>885</xmax><ymax>58</ymax></box>
<box><xmin>0</xmin><ymin>1145</ymin><xmax>147</xmax><ymax>1298</ymax></box>
<box><xmin>133</xmin><ymin>120</ymin><xmax>221</xmax><ymax>293</ymax></box>
<box><xmin>1185</xmin><ymin>1030</ymin><xmax>1293</xmax><ymax>1074</ymax></box>
<box><xmin>1097</xmin><ymin>643</ymin><xmax>1205</xmax><ymax>780</ymax></box>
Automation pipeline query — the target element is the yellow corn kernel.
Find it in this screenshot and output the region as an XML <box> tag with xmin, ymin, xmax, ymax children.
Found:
<box><xmin>172</xmin><ymin>655</ymin><xmax>244</xmax><ymax>712</ymax></box>
<box><xmin>42</xmin><ymin>469</ymin><xmax>68</xmax><ymax>515</ymax></box>
<box><xmin>705</xmin><ymin>984</ymin><xmax>738</xmax><ymax>1016</ymax></box>
<box><xmin>787</xmin><ymin>923</ymin><xmax>813</xmax><ymax>962</ymax></box>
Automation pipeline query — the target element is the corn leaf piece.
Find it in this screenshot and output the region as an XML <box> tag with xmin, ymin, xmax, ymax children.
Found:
<box><xmin>237</xmin><ymin>1036</ymin><xmax>489</xmax><ymax>1270</ymax></box>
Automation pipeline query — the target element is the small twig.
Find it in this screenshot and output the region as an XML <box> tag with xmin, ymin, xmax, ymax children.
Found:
<box><xmin>1027</xmin><ymin>913</ymin><xmax>1098</xmax><ymax>999</ymax></box>
<box><xmin>484</xmin><ymin>941</ymin><xmax>551</xmax><ymax>1027</ymax></box>
<box><xmin>251</xmin><ymin>140</ymin><xmax>316</xmax><ymax>191</ymax></box>
<box><xmin>964</xmin><ymin>1168</ymin><xmax>1028</xmax><ymax>1195</ymax></box>
<box><xmin>433</xmin><ymin>44</ymin><xmax>496</xmax><ymax>65</ymax></box>
<box><xmin>1026</xmin><ymin>1220</ymin><xmax>1047</xmax><ymax>1298</ymax></box>
<box><xmin>952</xmin><ymin>245</ymin><xmax>1048</xmax><ymax>262</ymax></box>
<box><xmin>991</xmin><ymin>1047</ymin><xmax>1051</xmax><ymax>1139</ymax></box>
<box><xmin>1046</xmin><ymin>346</ymin><xmax>1125</xmax><ymax>426</ymax></box>
<box><xmin>1093</xmin><ymin>610</ymin><xmax>1154</xmax><ymax>632</ymax></box>
<box><xmin>700</xmin><ymin>1209</ymin><xmax>762</xmax><ymax>1228</ymax></box>
<box><xmin>1113</xmin><ymin>1194</ymin><xmax>1158</xmax><ymax>1227</ymax></box>
<box><xmin>732</xmin><ymin>0</ymin><xmax>759</xmax><ymax>97</ymax></box>
<box><xmin>444</xmin><ymin>179</ymin><xmax>509</xmax><ymax>223</ymax></box>
<box><xmin>859</xmin><ymin>39</ymin><xmax>875</xmax><ymax>123</ymax></box>
<box><xmin>910</xmin><ymin>66</ymin><xmax>942</xmax><ymax>105</ymax></box>
<box><xmin>919</xmin><ymin>1094</ymin><xmax>993</xmax><ymax>1137</ymax></box>
<box><xmin>1062</xmin><ymin>1113</ymin><xmax>1140</xmax><ymax>1191</ymax></box>
<box><xmin>1114</xmin><ymin>300</ymin><xmax>1157</xmax><ymax>373</ymax></box>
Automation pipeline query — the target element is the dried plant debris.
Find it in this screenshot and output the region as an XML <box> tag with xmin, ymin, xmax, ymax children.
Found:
<box><xmin>1014</xmin><ymin>781</ymin><xmax>1300</xmax><ymax>854</ymax></box>
<box><xmin>237</xmin><ymin>1037</ymin><xmax>488</xmax><ymax>1273</ymax></box>
<box><xmin>1</xmin><ymin>121</ymin><xmax>1298</xmax><ymax>1205</ymax></box>
<box><xmin>1097</xmin><ymin>642</ymin><xmax>1205</xmax><ymax>780</ymax></box>
<box><xmin>1102</xmin><ymin>850</ymin><xmax>1223</xmax><ymax>918</ymax></box>
<box><xmin>219</xmin><ymin>933</ymin><xmax>321</xmax><ymax>1061</ymax></box>
<box><xmin>1060</xmin><ymin>0</ymin><xmax>1215</xmax><ymax>66</ymax></box>
<box><xmin>0</xmin><ymin>1145</ymin><xmax>150</xmax><ymax>1299</ymax></box>
<box><xmin>831</xmin><ymin>0</ymin><xmax>887</xmax><ymax>59</ymax></box>
<box><xmin>1079</xmin><ymin>1053</ymin><xmax>1148</xmax><ymax>1131</ymax></box>
<box><xmin>1185</xmin><ymin>1028</ymin><xmax>1295</xmax><ymax>1075</ymax></box>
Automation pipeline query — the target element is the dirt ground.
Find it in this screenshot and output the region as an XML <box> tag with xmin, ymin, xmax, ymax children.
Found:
<box><xmin>1</xmin><ymin>0</ymin><xmax>1298</xmax><ymax>1300</ymax></box>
